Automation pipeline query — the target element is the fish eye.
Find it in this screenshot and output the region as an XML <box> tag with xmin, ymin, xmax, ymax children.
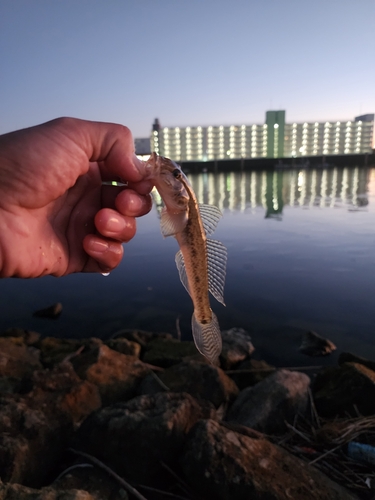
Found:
<box><xmin>172</xmin><ymin>169</ymin><xmax>181</xmax><ymax>178</ymax></box>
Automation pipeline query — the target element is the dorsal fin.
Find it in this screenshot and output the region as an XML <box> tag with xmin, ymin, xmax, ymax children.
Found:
<box><xmin>199</xmin><ymin>204</ymin><xmax>222</xmax><ymax>236</ymax></box>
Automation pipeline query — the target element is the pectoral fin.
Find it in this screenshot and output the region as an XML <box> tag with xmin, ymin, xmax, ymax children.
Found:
<box><xmin>199</xmin><ymin>204</ymin><xmax>223</xmax><ymax>236</ymax></box>
<box><xmin>160</xmin><ymin>208</ymin><xmax>188</xmax><ymax>237</ymax></box>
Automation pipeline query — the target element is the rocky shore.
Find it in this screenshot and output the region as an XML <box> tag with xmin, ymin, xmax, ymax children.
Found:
<box><xmin>0</xmin><ymin>325</ymin><xmax>374</xmax><ymax>499</ymax></box>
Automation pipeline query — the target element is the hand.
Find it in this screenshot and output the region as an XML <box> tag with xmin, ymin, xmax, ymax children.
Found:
<box><xmin>0</xmin><ymin>117</ymin><xmax>152</xmax><ymax>278</ymax></box>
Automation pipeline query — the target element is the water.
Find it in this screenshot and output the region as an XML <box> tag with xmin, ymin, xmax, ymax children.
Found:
<box><xmin>1</xmin><ymin>165</ymin><xmax>375</xmax><ymax>367</ymax></box>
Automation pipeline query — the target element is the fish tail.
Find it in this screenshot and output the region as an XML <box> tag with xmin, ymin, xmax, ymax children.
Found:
<box><xmin>191</xmin><ymin>311</ymin><xmax>222</xmax><ymax>365</ymax></box>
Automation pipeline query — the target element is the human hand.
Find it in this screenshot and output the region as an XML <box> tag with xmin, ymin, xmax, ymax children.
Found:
<box><xmin>0</xmin><ymin>117</ymin><xmax>152</xmax><ymax>278</ymax></box>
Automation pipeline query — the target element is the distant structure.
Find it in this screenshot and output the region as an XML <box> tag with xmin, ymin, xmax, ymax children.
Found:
<box><xmin>149</xmin><ymin>111</ymin><xmax>374</xmax><ymax>161</ymax></box>
<box><xmin>134</xmin><ymin>137</ymin><xmax>151</xmax><ymax>156</ymax></box>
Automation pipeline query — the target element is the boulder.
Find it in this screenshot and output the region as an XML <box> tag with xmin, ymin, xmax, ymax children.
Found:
<box><xmin>227</xmin><ymin>358</ymin><xmax>275</xmax><ymax>390</ymax></box>
<box><xmin>338</xmin><ymin>352</ymin><xmax>375</xmax><ymax>372</ymax></box>
<box><xmin>299</xmin><ymin>330</ymin><xmax>336</xmax><ymax>357</ymax></box>
<box><xmin>142</xmin><ymin>338</ymin><xmax>200</xmax><ymax>367</ymax></box>
<box><xmin>110</xmin><ymin>328</ymin><xmax>173</xmax><ymax>347</ymax></box>
<box><xmin>38</xmin><ymin>337</ymin><xmax>94</xmax><ymax>368</ymax></box>
<box><xmin>0</xmin><ymin>481</ymin><xmax>94</xmax><ymax>500</ymax></box>
<box><xmin>0</xmin><ymin>337</ymin><xmax>42</xmax><ymax>379</ymax></box>
<box><xmin>29</xmin><ymin>362</ymin><xmax>101</xmax><ymax>425</ymax></box>
<box><xmin>313</xmin><ymin>362</ymin><xmax>375</xmax><ymax>417</ymax></box>
<box><xmin>0</xmin><ymin>394</ymin><xmax>72</xmax><ymax>487</ymax></box>
<box><xmin>71</xmin><ymin>344</ymin><xmax>150</xmax><ymax>406</ymax></box>
<box><xmin>0</xmin><ymin>328</ymin><xmax>40</xmax><ymax>346</ymax></box>
<box><xmin>226</xmin><ymin>369</ymin><xmax>310</xmax><ymax>434</ymax></box>
<box><xmin>33</xmin><ymin>302</ymin><xmax>63</xmax><ymax>319</ymax></box>
<box><xmin>76</xmin><ymin>392</ymin><xmax>216</xmax><ymax>485</ymax></box>
<box><xmin>104</xmin><ymin>338</ymin><xmax>141</xmax><ymax>357</ymax></box>
<box><xmin>220</xmin><ymin>327</ymin><xmax>255</xmax><ymax>369</ymax></box>
<box><xmin>181</xmin><ymin>419</ymin><xmax>357</xmax><ymax>500</ymax></box>
<box><xmin>139</xmin><ymin>359</ymin><xmax>239</xmax><ymax>408</ymax></box>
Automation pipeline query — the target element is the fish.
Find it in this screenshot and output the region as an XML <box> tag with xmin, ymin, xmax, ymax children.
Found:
<box><xmin>145</xmin><ymin>152</ymin><xmax>227</xmax><ymax>364</ymax></box>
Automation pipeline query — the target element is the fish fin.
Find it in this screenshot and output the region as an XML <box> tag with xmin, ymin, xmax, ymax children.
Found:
<box><xmin>160</xmin><ymin>208</ymin><xmax>188</xmax><ymax>237</ymax></box>
<box><xmin>192</xmin><ymin>311</ymin><xmax>222</xmax><ymax>365</ymax></box>
<box><xmin>175</xmin><ymin>250</ymin><xmax>191</xmax><ymax>297</ymax></box>
<box><xmin>199</xmin><ymin>204</ymin><xmax>222</xmax><ymax>236</ymax></box>
<box><xmin>206</xmin><ymin>239</ymin><xmax>227</xmax><ymax>306</ymax></box>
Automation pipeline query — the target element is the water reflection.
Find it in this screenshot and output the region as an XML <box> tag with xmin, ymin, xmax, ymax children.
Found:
<box><xmin>181</xmin><ymin>167</ymin><xmax>370</xmax><ymax>219</ymax></box>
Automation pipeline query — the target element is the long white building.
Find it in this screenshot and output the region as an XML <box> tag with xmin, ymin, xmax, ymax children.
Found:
<box><xmin>150</xmin><ymin>111</ymin><xmax>374</xmax><ymax>161</ymax></box>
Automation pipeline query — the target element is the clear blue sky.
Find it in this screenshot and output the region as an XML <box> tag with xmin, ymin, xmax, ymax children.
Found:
<box><xmin>1</xmin><ymin>0</ymin><xmax>374</xmax><ymax>138</ymax></box>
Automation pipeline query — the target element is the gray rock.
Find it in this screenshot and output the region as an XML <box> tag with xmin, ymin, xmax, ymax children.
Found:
<box><xmin>227</xmin><ymin>358</ymin><xmax>275</xmax><ymax>390</ymax></box>
<box><xmin>142</xmin><ymin>338</ymin><xmax>200</xmax><ymax>367</ymax></box>
<box><xmin>138</xmin><ymin>359</ymin><xmax>239</xmax><ymax>408</ymax></box>
<box><xmin>338</xmin><ymin>351</ymin><xmax>375</xmax><ymax>372</ymax></box>
<box><xmin>0</xmin><ymin>481</ymin><xmax>94</xmax><ymax>500</ymax></box>
<box><xmin>181</xmin><ymin>419</ymin><xmax>358</xmax><ymax>500</ymax></box>
<box><xmin>33</xmin><ymin>302</ymin><xmax>62</xmax><ymax>319</ymax></box>
<box><xmin>226</xmin><ymin>369</ymin><xmax>310</xmax><ymax>434</ymax></box>
<box><xmin>76</xmin><ymin>391</ymin><xmax>216</xmax><ymax>485</ymax></box>
<box><xmin>220</xmin><ymin>327</ymin><xmax>255</xmax><ymax>369</ymax></box>
<box><xmin>299</xmin><ymin>330</ymin><xmax>336</xmax><ymax>357</ymax></box>
<box><xmin>313</xmin><ymin>362</ymin><xmax>375</xmax><ymax>417</ymax></box>
<box><xmin>104</xmin><ymin>338</ymin><xmax>141</xmax><ymax>358</ymax></box>
<box><xmin>0</xmin><ymin>337</ymin><xmax>42</xmax><ymax>379</ymax></box>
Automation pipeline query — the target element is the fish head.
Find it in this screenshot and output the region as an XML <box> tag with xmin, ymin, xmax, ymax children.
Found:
<box><xmin>146</xmin><ymin>153</ymin><xmax>189</xmax><ymax>212</ymax></box>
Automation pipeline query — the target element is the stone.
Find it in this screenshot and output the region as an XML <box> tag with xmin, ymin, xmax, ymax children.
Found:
<box><xmin>0</xmin><ymin>481</ymin><xmax>95</xmax><ymax>500</ymax></box>
<box><xmin>71</xmin><ymin>344</ymin><xmax>150</xmax><ymax>405</ymax></box>
<box><xmin>0</xmin><ymin>337</ymin><xmax>42</xmax><ymax>379</ymax></box>
<box><xmin>0</xmin><ymin>394</ymin><xmax>72</xmax><ymax>487</ymax></box>
<box><xmin>338</xmin><ymin>351</ymin><xmax>375</xmax><ymax>372</ymax></box>
<box><xmin>33</xmin><ymin>302</ymin><xmax>63</xmax><ymax>319</ymax></box>
<box><xmin>299</xmin><ymin>330</ymin><xmax>336</xmax><ymax>357</ymax></box>
<box><xmin>142</xmin><ymin>338</ymin><xmax>199</xmax><ymax>367</ymax></box>
<box><xmin>0</xmin><ymin>328</ymin><xmax>40</xmax><ymax>346</ymax></box>
<box><xmin>110</xmin><ymin>328</ymin><xmax>173</xmax><ymax>347</ymax></box>
<box><xmin>226</xmin><ymin>369</ymin><xmax>310</xmax><ymax>434</ymax></box>
<box><xmin>76</xmin><ymin>392</ymin><xmax>216</xmax><ymax>485</ymax></box>
<box><xmin>104</xmin><ymin>338</ymin><xmax>141</xmax><ymax>358</ymax></box>
<box><xmin>29</xmin><ymin>362</ymin><xmax>101</xmax><ymax>425</ymax></box>
<box><xmin>39</xmin><ymin>337</ymin><xmax>94</xmax><ymax>368</ymax></box>
<box><xmin>227</xmin><ymin>358</ymin><xmax>275</xmax><ymax>390</ymax></box>
<box><xmin>220</xmin><ymin>327</ymin><xmax>255</xmax><ymax>369</ymax></box>
<box><xmin>139</xmin><ymin>359</ymin><xmax>239</xmax><ymax>408</ymax></box>
<box><xmin>181</xmin><ymin>419</ymin><xmax>357</xmax><ymax>500</ymax></box>
<box><xmin>313</xmin><ymin>362</ymin><xmax>375</xmax><ymax>417</ymax></box>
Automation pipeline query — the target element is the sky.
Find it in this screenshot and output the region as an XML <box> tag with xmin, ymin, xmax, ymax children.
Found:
<box><xmin>1</xmin><ymin>0</ymin><xmax>375</xmax><ymax>139</ymax></box>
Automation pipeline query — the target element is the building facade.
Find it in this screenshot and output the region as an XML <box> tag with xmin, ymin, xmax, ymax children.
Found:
<box><xmin>150</xmin><ymin>111</ymin><xmax>374</xmax><ymax>161</ymax></box>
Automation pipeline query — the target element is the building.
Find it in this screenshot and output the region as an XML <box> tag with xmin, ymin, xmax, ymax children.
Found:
<box><xmin>150</xmin><ymin>112</ymin><xmax>374</xmax><ymax>161</ymax></box>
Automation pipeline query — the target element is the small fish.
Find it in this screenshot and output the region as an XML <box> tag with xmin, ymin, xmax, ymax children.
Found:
<box><xmin>145</xmin><ymin>153</ymin><xmax>227</xmax><ymax>364</ymax></box>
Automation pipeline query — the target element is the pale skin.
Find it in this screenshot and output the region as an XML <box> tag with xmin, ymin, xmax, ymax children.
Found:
<box><xmin>0</xmin><ymin>117</ymin><xmax>153</xmax><ymax>278</ymax></box>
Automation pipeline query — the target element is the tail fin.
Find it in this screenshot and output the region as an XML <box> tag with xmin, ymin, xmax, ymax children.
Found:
<box><xmin>191</xmin><ymin>311</ymin><xmax>222</xmax><ymax>365</ymax></box>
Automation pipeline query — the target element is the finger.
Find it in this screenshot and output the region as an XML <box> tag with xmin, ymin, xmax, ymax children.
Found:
<box><xmin>115</xmin><ymin>189</ymin><xmax>152</xmax><ymax>217</ymax></box>
<box><xmin>127</xmin><ymin>179</ymin><xmax>154</xmax><ymax>195</ymax></box>
<box><xmin>82</xmin><ymin>234</ymin><xmax>123</xmax><ymax>273</ymax></box>
<box><xmin>94</xmin><ymin>208</ymin><xmax>136</xmax><ymax>241</ymax></box>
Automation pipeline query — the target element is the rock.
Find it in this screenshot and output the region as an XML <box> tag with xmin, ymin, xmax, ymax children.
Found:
<box><xmin>0</xmin><ymin>394</ymin><xmax>72</xmax><ymax>487</ymax></box>
<box><xmin>227</xmin><ymin>358</ymin><xmax>275</xmax><ymax>390</ymax></box>
<box><xmin>0</xmin><ymin>481</ymin><xmax>95</xmax><ymax>499</ymax></box>
<box><xmin>226</xmin><ymin>369</ymin><xmax>310</xmax><ymax>434</ymax></box>
<box><xmin>0</xmin><ymin>328</ymin><xmax>40</xmax><ymax>346</ymax></box>
<box><xmin>76</xmin><ymin>392</ymin><xmax>216</xmax><ymax>485</ymax></box>
<box><xmin>299</xmin><ymin>330</ymin><xmax>336</xmax><ymax>357</ymax></box>
<box><xmin>181</xmin><ymin>419</ymin><xmax>357</xmax><ymax>500</ymax></box>
<box><xmin>0</xmin><ymin>337</ymin><xmax>42</xmax><ymax>379</ymax></box>
<box><xmin>29</xmin><ymin>362</ymin><xmax>101</xmax><ymax>425</ymax></box>
<box><xmin>71</xmin><ymin>344</ymin><xmax>150</xmax><ymax>405</ymax></box>
<box><xmin>139</xmin><ymin>359</ymin><xmax>239</xmax><ymax>408</ymax></box>
<box><xmin>142</xmin><ymin>338</ymin><xmax>200</xmax><ymax>367</ymax></box>
<box><xmin>110</xmin><ymin>328</ymin><xmax>173</xmax><ymax>347</ymax></box>
<box><xmin>39</xmin><ymin>337</ymin><xmax>93</xmax><ymax>368</ymax></box>
<box><xmin>52</xmin><ymin>464</ymin><xmax>128</xmax><ymax>500</ymax></box>
<box><xmin>220</xmin><ymin>327</ymin><xmax>255</xmax><ymax>369</ymax></box>
<box><xmin>338</xmin><ymin>351</ymin><xmax>375</xmax><ymax>372</ymax></box>
<box><xmin>104</xmin><ymin>338</ymin><xmax>141</xmax><ymax>357</ymax></box>
<box><xmin>313</xmin><ymin>362</ymin><xmax>375</xmax><ymax>417</ymax></box>
<box><xmin>33</xmin><ymin>302</ymin><xmax>63</xmax><ymax>319</ymax></box>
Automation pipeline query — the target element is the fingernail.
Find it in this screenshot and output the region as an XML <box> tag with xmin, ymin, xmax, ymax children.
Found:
<box><xmin>127</xmin><ymin>192</ymin><xmax>144</xmax><ymax>213</ymax></box>
<box><xmin>132</xmin><ymin>153</ymin><xmax>147</xmax><ymax>175</ymax></box>
<box><xmin>88</xmin><ymin>239</ymin><xmax>109</xmax><ymax>253</ymax></box>
<box><xmin>106</xmin><ymin>217</ymin><xmax>125</xmax><ymax>232</ymax></box>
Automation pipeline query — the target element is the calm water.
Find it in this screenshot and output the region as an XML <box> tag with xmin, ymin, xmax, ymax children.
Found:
<box><xmin>1</xmin><ymin>166</ymin><xmax>375</xmax><ymax>366</ymax></box>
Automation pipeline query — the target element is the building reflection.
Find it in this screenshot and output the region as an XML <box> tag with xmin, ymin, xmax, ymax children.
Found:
<box><xmin>152</xmin><ymin>167</ymin><xmax>371</xmax><ymax>220</ymax></box>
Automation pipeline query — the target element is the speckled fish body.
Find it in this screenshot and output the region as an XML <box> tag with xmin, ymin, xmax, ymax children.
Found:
<box><xmin>145</xmin><ymin>153</ymin><xmax>227</xmax><ymax>364</ymax></box>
